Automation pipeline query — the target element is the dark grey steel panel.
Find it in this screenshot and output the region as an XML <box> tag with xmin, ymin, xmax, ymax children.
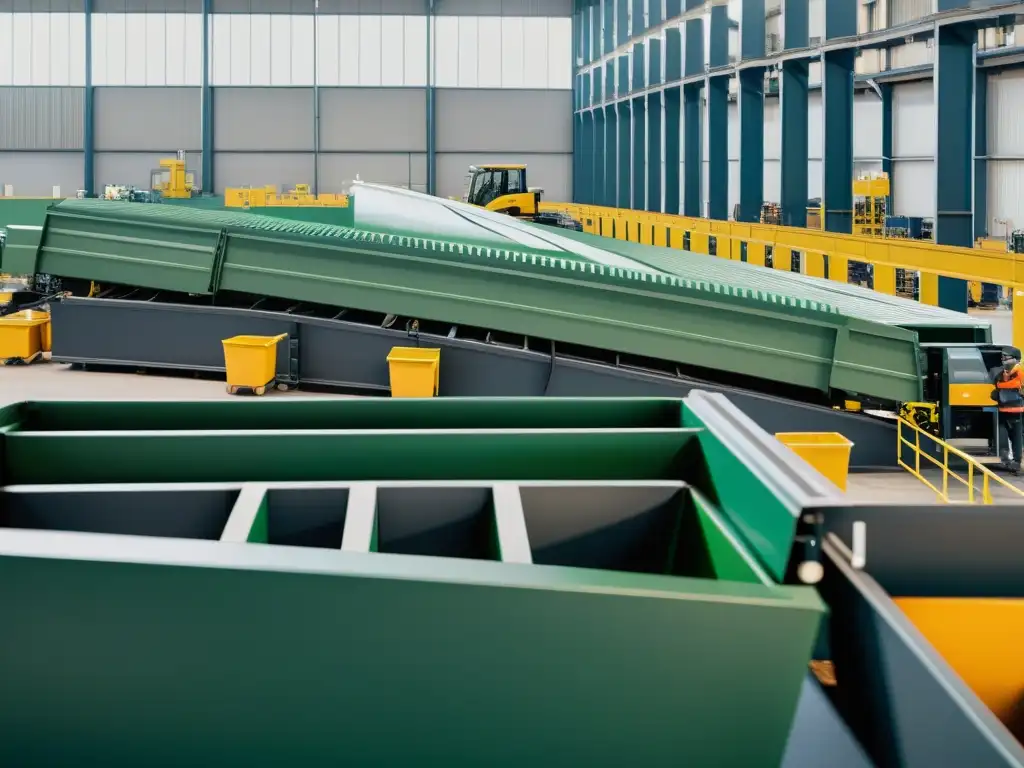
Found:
<box><xmin>376</xmin><ymin>486</ymin><xmax>496</xmax><ymax>560</ymax></box>
<box><xmin>820</xmin><ymin>538</ymin><xmax>1024</xmax><ymax>768</ymax></box>
<box><xmin>781</xmin><ymin>675</ymin><xmax>874</xmax><ymax>768</ymax></box>
<box><xmin>48</xmin><ymin>297</ymin><xmax>899</xmax><ymax>468</ymax></box>
<box><xmin>265</xmin><ymin>488</ymin><xmax>350</xmax><ymax>548</ymax></box>
<box><xmin>816</xmin><ymin>504</ymin><xmax>1024</xmax><ymax>597</ymax></box>
<box><xmin>0</xmin><ymin>488</ymin><xmax>237</xmax><ymax>540</ymax></box>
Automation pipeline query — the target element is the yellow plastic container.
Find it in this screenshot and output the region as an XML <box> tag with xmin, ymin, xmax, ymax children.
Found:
<box><xmin>221</xmin><ymin>333</ymin><xmax>287</xmax><ymax>394</ymax></box>
<box><xmin>0</xmin><ymin>310</ymin><xmax>49</xmax><ymax>361</ymax></box>
<box><xmin>775</xmin><ymin>432</ymin><xmax>854</xmax><ymax>491</ymax></box>
<box><xmin>386</xmin><ymin>347</ymin><xmax>440</xmax><ymax>398</ymax></box>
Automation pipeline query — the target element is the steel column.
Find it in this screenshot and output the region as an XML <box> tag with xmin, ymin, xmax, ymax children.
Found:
<box><xmin>605</xmin><ymin>105</ymin><xmax>617</xmax><ymax>208</ymax></box>
<box><xmin>707</xmin><ymin>77</ymin><xmax>729</xmax><ymax>221</ymax></box>
<box><xmin>647</xmin><ymin>37</ymin><xmax>663</xmax><ymax>213</ymax></box>
<box><xmin>880</xmin><ymin>83</ymin><xmax>892</xmax><ymax>206</ymax></box>
<box><xmin>426</xmin><ymin>0</ymin><xmax>436</xmax><ymax>196</ymax></box>
<box><xmin>934</xmin><ymin>22</ymin><xmax>975</xmax><ymax>312</ymax></box>
<box><xmin>664</xmin><ymin>87</ymin><xmax>681</xmax><ymax>215</ymax></box>
<box><xmin>632</xmin><ymin>96</ymin><xmax>646</xmax><ymax>210</ymax></box>
<box><xmin>603</xmin><ymin>0</ymin><xmax>614</xmax><ymax>55</ymax></box>
<box><xmin>594</xmin><ymin>107</ymin><xmax>607</xmax><ymax>206</ymax></box>
<box><xmin>573</xmin><ymin>75</ymin><xmax>582</xmax><ymax>202</ymax></box>
<box><xmin>974</xmin><ymin>67</ymin><xmax>988</xmax><ymax>241</ymax></box>
<box><xmin>201</xmin><ymin>0</ymin><xmax>213</xmax><ymax>195</ymax></box>
<box><xmin>582</xmin><ymin>110</ymin><xmax>595</xmax><ymax>204</ymax></box>
<box><xmin>780</xmin><ymin>0</ymin><xmax>809</xmax><ymax>228</ymax></box>
<box><xmin>84</xmin><ymin>0</ymin><xmax>94</xmax><ymax>196</ymax></box>
<box><xmin>822</xmin><ymin>0</ymin><xmax>855</xmax><ymax>234</ymax></box>
<box><xmin>632</xmin><ymin>0</ymin><xmax>644</xmax><ymax>35</ymax></box>
<box><xmin>683</xmin><ymin>16</ymin><xmax>704</xmax><ymax>218</ymax></box>
<box><xmin>313</xmin><ymin>2</ymin><xmax>320</xmax><ymax>196</ymax></box>
<box><xmin>647</xmin><ymin>92</ymin><xmax>662</xmax><ymax>213</ymax></box>
<box><xmin>738</xmin><ymin>69</ymin><xmax>765</xmax><ymax>223</ymax></box>
<box><xmin>617</xmin><ymin>101</ymin><xmax>631</xmax><ymax>207</ymax></box>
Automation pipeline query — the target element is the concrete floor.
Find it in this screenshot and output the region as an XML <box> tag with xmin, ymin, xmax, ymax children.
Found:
<box><xmin>0</xmin><ymin>360</ymin><xmax>343</xmax><ymax>407</ymax></box>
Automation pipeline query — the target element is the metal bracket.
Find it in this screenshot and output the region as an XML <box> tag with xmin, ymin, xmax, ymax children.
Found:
<box><xmin>207</xmin><ymin>228</ymin><xmax>229</xmax><ymax>294</ymax></box>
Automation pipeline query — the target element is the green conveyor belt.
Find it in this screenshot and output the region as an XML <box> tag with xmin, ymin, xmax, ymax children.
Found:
<box><xmin>0</xmin><ymin>198</ymin><xmax>991</xmax><ymax>404</ymax></box>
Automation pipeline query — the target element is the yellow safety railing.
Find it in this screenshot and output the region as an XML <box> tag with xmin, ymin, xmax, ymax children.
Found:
<box><xmin>896</xmin><ymin>417</ymin><xmax>1024</xmax><ymax>503</ymax></box>
<box><xmin>543</xmin><ymin>200</ymin><xmax>1024</xmax><ymax>347</ymax></box>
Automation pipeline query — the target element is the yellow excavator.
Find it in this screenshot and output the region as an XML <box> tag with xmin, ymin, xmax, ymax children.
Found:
<box><xmin>463</xmin><ymin>164</ymin><xmax>581</xmax><ymax>231</ymax></box>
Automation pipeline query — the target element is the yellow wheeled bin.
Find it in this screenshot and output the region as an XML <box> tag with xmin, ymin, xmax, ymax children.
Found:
<box><xmin>387</xmin><ymin>347</ymin><xmax>440</xmax><ymax>398</ymax></box>
<box><xmin>775</xmin><ymin>432</ymin><xmax>854</xmax><ymax>491</ymax></box>
<box><xmin>0</xmin><ymin>310</ymin><xmax>50</xmax><ymax>364</ymax></box>
<box><xmin>221</xmin><ymin>333</ymin><xmax>287</xmax><ymax>396</ymax></box>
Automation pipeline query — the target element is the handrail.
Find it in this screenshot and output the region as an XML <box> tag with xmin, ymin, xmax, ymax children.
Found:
<box><xmin>896</xmin><ymin>417</ymin><xmax>1024</xmax><ymax>503</ymax></box>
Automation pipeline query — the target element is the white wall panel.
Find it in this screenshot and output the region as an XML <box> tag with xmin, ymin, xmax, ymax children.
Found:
<box><xmin>989</xmin><ymin>69</ymin><xmax>1024</xmax><ymax>156</ymax></box>
<box><xmin>0</xmin><ymin>13</ymin><xmax>86</xmax><ymax>86</ymax></box>
<box><xmin>807</xmin><ymin>90</ymin><xmax>822</xmax><ymax>160</ymax></box>
<box><xmin>727</xmin><ymin>101</ymin><xmax>738</xmax><ymax>161</ymax></box>
<box><xmin>889</xmin><ymin>41</ymin><xmax>932</xmax><ymax>69</ymax></box>
<box><xmin>318</xmin><ymin>152</ymin><xmax>427</xmax><ymax>193</ymax></box>
<box><xmin>987</xmin><ymin>161</ymin><xmax>1024</xmax><ymax>235</ymax></box>
<box><xmin>853</xmin><ymin>92</ymin><xmax>882</xmax><ymax>160</ymax></box>
<box><xmin>763</xmin><ymin>98</ymin><xmax>780</xmax><ymax>161</ymax></box>
<box><xmin>764</xmin><ymin>159</ymin><xmax>780</xmax><ymax>202</ymax></box>
<box><xmin>436</xmin><ymin>152</ymin><xmax>570</xmax><ymax>201</ymax></box>
<box><xmin>808</xmin><ymin>159</ymin><xmax>822</xmax><ymax>200</ymax></box>
<box><xmin>0</xmin><ymin>151</ymin><xmax>83</xmax><ymax>196</ymax></box>
<box><xmin>0</xmin><ymin>87</ymin><xmax>83</xmax><ymax>149</ymax></box>
<box><xmin>93</xmin><ymin>13</ymin><xmax>202</xmax><ymax>86</ymax></box>
<box><xmin>431</xmin><ymin>15</ymin><xmax>571</xmax><ymax>89</ymax></box>
<box><xmin>891</xmin><ymin>0</ymin><xmax>931</xmax><ymax>26</ymax></box>
<box><xmin>213</xmin><ymin>152</ymin><xmax>315</xmax><ymax>193</ymax></box>
<box><xmin>892</xmin><ymin>160</ymin><xmax>933</xmax><ymax>217</ymax></box>
<box><xmin>893</xmin><ymin>80</ymin><xmax>934</xmax><ymax>158</ymax></box>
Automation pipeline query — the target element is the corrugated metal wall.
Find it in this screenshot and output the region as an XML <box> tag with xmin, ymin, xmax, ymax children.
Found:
<box><xmin>0</xmin><ymin>87</ymin><xmax>84</xmax><ymax>150</ymax></box>
<box><xmin>890</xmin><ymin>0</ymin><xmax>932</xmax><ymax>27</ymax></box>
<box><xmin>0</xmin><ymin>152</ymin><xmax>84</xmax><ymax>196</ymax></box>
<box><xmin>892</xmin><ymin>79</ymin><xmax>934</xmax><ymax>218</ymax></box>
<box><xmin>987</xmin><ymin>69</ymin><xmax>1024</xmax><ymax>233</ymax></box>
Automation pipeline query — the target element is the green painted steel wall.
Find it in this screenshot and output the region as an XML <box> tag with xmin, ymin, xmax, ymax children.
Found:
<box><xmin>0</xmin><ymin>199</ymin><xmax>58</xmax><ymax>230</ymax></box>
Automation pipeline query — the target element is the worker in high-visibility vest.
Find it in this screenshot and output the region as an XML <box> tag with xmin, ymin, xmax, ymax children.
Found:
<box><xmin>993</xmin><ymin>347</ymin><xmax>1024</xmax><ymax>474</ymax></box>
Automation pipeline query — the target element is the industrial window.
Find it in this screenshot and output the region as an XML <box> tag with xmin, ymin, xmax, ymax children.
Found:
<box><xmin>91</xmin><ymin>13</ymin><xmax>202</xmax><ymax>86</ymax></box>
<box><xmin>0</xmin><ymin>13</ymin><xmax>86</xmax><ymax>86</ymax></box>
<box><xmin>210</xmin><ymin>14</ymin><xmax>315</xmax><ymax>86</ymax></box>
<box><xmin>432</xmin><ymin>16</ymin><xmax>572</xmax><ymax>89</ymax></box>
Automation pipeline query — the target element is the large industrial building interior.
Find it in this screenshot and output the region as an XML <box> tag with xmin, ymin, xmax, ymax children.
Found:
<box><xmin>5</xmin><ymin>1</ymin><xmax>1024</xmax><ymax>766</ymax></box>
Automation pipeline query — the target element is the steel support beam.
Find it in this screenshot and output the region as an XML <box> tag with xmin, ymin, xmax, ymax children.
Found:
<box><xmin>617</xmin><ymin>101</ymin><xmax>631</xmax><ymax>207</ymax></box>
<box><xmin>603</xmin><ymin>0</ymin><xmax>614</xmax><ymax>55</ymax></box>
<box><xmin>604</xmin><ymin>105</ymin><xmax>617</xmax><ymax>208</ymax></box>
<box><xmin>974</xmin><ymin>68</ymin><xmax>988</xmax><ymax>240</ymax></box>
<box><xmin>683</xmin><ymin>84</ymin><xmax>701</xmax><ymax>217</ymax></box>
<box><xmin>632</xmin><ymin>96</ymin><xmax>646</xmax><ymax>210</ymax></box>
<box><xmin>201</xmin><ymin>0</ymin><xmax>213</xmax><ymax>195</ymax></box>
<box><xmin>880</xmin><ymin>83</ymin><xmax>893</xmax><ymax>201</ymax></box>
<box><xmin>738</xmin><ymin>69</ymin><xmax>765</xmax><ymax>223</ymax></box>
<box><xmin>313</xmin><ymin>3</ymin><xmax>320</xmax><ymax>196</ymax></box>
<box><xmin>664</xmin><ymin>87</ymin><xmax>681</xmax><ymax>215</ymax></box>
<box><xmin>647</xmin><ymin>37</ymin><xmax>663</xmax><ymax>213</ymax></box>
<box><xmin>426</xmin><ymin>0</ymin><xmax>436</xmax><ymax>196</ymax></box>
<box><xmin>84</xmin><ymin>0</ymin><xmax>94</xmax><ymax>196</ymax></box>
<box><xmin>582</xmin><ymin>110</ymin><xmax>596</xmax><ymax>204</ymax></box>
<box><xmin>934</xmin><ymin>22</ymin><xmax>975</xmax><ymax>312</ymax></box>
<box><xmin>595</xmin><ymin>107</ymin><xmax>607</xmax><ymax>206</ymax></box>
<box><xmin>784</xmin><ymin>2</ymin><xmax>815</xmax><ymax>226</ymax></box>
<box><xmin>707</xmin><ymin>6</ymin><xmax>729</xmax><ymax>221</ymax></box>
<box><xmin>822</xmin><ymin>0</ymin><xmax>855</xmax><ymax>234</ymax></box>
<box><xmin>648</xmin><ymin>92</ymin><xmax>662</xmax><ymax>213</ymax></box>
<box><xmin>573</xmin><ymin>75</ymin><xmax>583</xmax><ymax>202</ymax></box>
<box><xmin>683</xmin><ymin>16</ymin><xmax>703</xmax><ymax>218</ymax></box>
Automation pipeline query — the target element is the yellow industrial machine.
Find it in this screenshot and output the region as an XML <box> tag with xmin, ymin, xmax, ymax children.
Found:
<box><xmin>150</xmin><ymin>152</ymin><xmax>196</xmax><ymax>199</ymax></box>
<box><xmin>852</xmin><ymin>173</ymin><xmax>889</xmax><ymax>237</ymax></box>
<box><xmin>463</xmin><ymin>165</ymin><xmax>581</xmax><ymax>230</ymax></box>
<box><xmin>223</xmin><ymin>185</ymin><xmax>349</xmax><ymax>208</ymax></box>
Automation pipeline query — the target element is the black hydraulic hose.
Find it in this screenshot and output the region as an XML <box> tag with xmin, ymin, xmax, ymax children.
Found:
<box><xmin>0</xmin><ymin>294</ymin><xmax>59</xmax><ymax>317</ymax></box>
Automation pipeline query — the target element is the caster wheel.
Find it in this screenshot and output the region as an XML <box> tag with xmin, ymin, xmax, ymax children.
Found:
<box><xmin>277</xmin><ymin>383</ymin><xmax>290</xmax><ymax>392</ymax></box>
<box><xmin>255</xmin><ymin>386</ymin><xmax>266</xmax><ymax>396</ymax></box>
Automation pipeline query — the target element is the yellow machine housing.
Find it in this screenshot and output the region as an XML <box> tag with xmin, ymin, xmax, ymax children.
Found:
<box><xmin>464</xmin><ymin>165</ymin><xmax>541</xmax><ymax>218</ymax></box>
<box><xmin>151</xmin><ymin>156</ymin><xmax>195</xmax><ymax>199</ymax></box>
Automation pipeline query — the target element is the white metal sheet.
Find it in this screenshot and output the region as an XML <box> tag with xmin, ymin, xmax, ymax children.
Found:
<box><xmin>892</xmin><ymin>159</ymin><xmax>934</xmax><ymax>218</ymax></box>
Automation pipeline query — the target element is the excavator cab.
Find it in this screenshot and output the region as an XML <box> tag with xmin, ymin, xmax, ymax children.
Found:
<box><xmin>464</xmin><ymin>165</ymin><xmax>539</xmax><ymax>217</ymax></box>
